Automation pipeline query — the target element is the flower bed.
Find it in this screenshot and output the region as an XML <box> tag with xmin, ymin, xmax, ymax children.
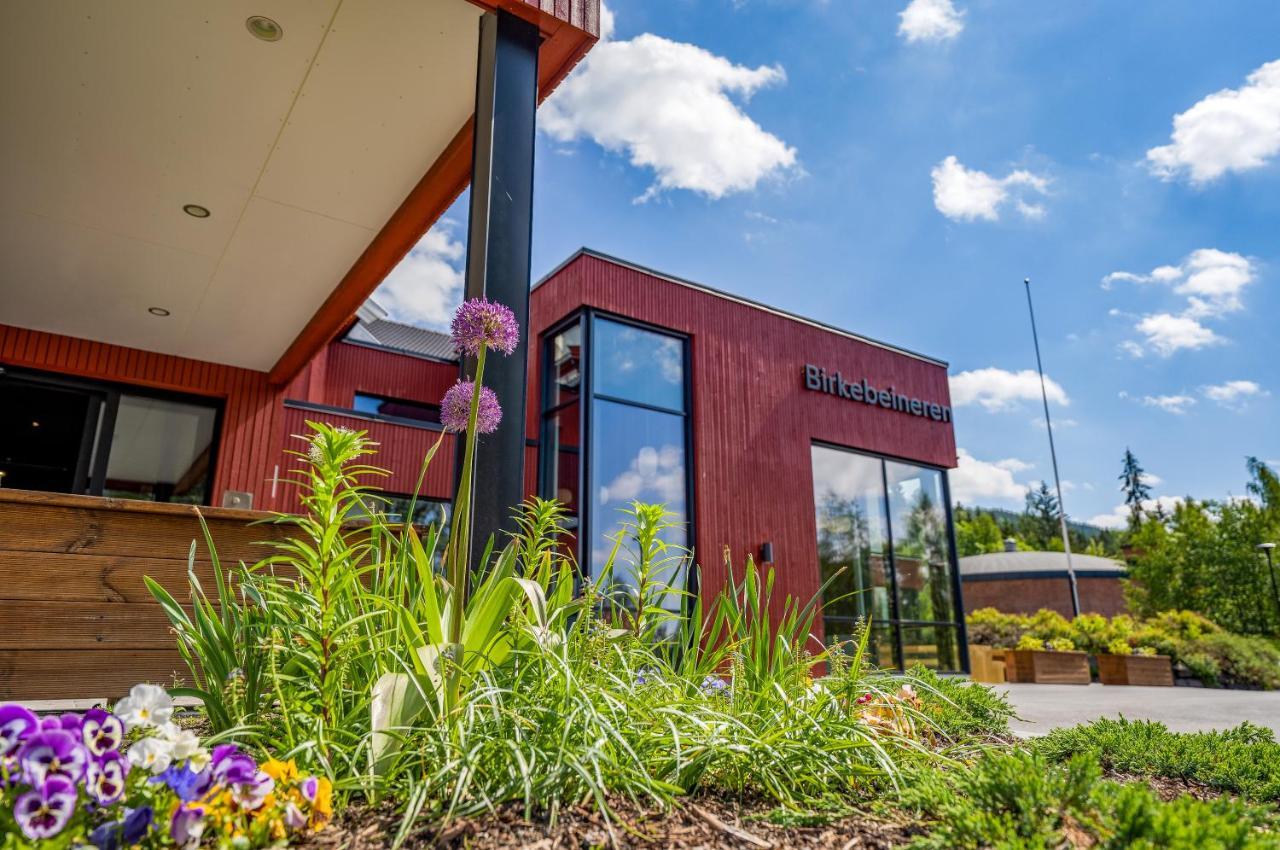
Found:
<box><xmin>0</xmin><ymin>685</ymin><xmax>330</xmax><ymax>847</ymax></box>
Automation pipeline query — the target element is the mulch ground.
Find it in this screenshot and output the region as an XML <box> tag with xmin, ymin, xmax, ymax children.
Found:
<box><xmin>296</xmin><ymin>796</ymin><xmax>924</xmax><ymax>849</ymax></box>
<box><xmin>1103</xmin><ymin>770</ymin><xmax>1224</xmax><ymax>803</ymax></box>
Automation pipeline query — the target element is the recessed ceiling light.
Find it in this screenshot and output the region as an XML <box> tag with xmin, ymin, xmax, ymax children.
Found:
<box><xmin>183</xmin><ymin>203</ymin><xmax>211</xmax><ymax>218</ymax></box>
<box><xmin>31</xmin><ymin>421</ymin><xmax>40</xmax><ymax>428</ymax></box>
<box><xmin>148</xmin><ymin>307</ymin><xmax>171</xmax><ymax>317</ymax></box>
<box><xmin>246</xmin><ymin>16</ymin><xmax>283</xmax><ymax>42</ymax></box>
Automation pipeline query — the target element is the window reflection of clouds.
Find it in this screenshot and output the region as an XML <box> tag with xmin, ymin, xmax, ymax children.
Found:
<box><xmin>592</xmin><ymin>319</ymin><xmax>685</xmax><ymax>411</ymax></box>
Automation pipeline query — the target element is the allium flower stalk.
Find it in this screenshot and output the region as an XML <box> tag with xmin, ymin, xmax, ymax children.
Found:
<box><xmin>435</xmin><ymin>298</ymin><xmax>522</xmax><ymax>707</ymax></box>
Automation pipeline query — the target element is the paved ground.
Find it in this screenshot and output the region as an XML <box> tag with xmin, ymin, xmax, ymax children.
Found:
<box><xmin>998</xmin><ymin>683</ymin><xmax>1280</xmax><ymax>737</ymax></box>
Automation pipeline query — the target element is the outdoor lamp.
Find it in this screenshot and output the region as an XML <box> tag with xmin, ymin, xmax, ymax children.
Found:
<box><xmin>1258</xmin><ymin>543</ymin><xmax>1279</xmax><ymax>621</ymax></box>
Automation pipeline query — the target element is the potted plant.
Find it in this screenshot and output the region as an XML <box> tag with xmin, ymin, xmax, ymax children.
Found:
<box><xmin>1096</xmin><ymin>639</ymin><xmax>1174</xmax><ymax>686</ymax></box>
<box><xmin>1005</xmin><ymin>636</ymin><xmax>1091</xmax><ymax>685</ymax></box>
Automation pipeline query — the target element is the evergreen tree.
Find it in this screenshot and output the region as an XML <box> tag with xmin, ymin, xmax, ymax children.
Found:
<box><xmin>1023</xmin><ymin>481</ymin><xmax>1061</xmax><ymax>548</ymax></box>
<box><xmin>1119</xmin><ymin>448</ymin><xmax>1152</xmax><ymax>530</ymax></box>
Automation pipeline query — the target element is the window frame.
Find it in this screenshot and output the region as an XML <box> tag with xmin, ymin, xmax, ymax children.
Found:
<box><xmin>0</xmin><ymin>365</ymin><xmax>224</xmax><ymax>505</ymax></box>
<box><xmin>811</xmin><ymin>439</ymin><xmax>968</xmax><ymax>673</ymax></box>
<box><xmin>537</xmin><ymin>309</ymin><xmax>696</xmax><ymax>599</ymax></box>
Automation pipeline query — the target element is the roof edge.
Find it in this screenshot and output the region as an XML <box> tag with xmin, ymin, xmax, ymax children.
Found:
<box><xmin>534</xmin><ymin>248</ymin><xmax>950</xmax><ymax>369</ymax></box>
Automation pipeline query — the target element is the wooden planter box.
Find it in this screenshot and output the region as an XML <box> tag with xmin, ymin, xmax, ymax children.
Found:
<box><xmin>968</xmin><ymin>645</ymin><xmax>1006</xmax><ymax>684</ymax></box>
<box><xmin>1004</xmin><ymin>650</ymin><xmax>1091</xmax><ymax>684</ymax></box>
<box><xmin>1096</xmin><ymin>654</ymin><xmax>1174</xmax><ymax>686</ymax></box>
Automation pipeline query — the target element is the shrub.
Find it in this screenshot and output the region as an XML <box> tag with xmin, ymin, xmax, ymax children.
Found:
<box><xmin>1047</xmin><ymin>637</ymin><xmax>1077</xmax><ymax>652</ymax></box>
<box><xmin>1106</xmin><ymin>638</ymin><xmax>1133</xmax><ymax>656</ymax></box>
<box><xmin>1036</xmin><ymin>717</ymin><xmax>1280</xmax><ymax>803</ymax></box>
<box><xmin>1017</xmin><ymin>635</ymin><xmax>1046</xmax><ymax>651</ymax></box>
<box><xmin>905</xmin><ymin>746</ymin><xmax>1280</xmax><ymax>849</ymax></box>
<box><xmin>965</xmin><ymin>607</ymin><xmax>1026</xmax><ymax>648</ymax></box>
<box><xmin>906</xmin><ymin>666</ymin><xmax>1014</xmax><ymax>740</ymax></box>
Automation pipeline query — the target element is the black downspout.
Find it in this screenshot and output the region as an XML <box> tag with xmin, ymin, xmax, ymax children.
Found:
<box><xmin>460</xmin><ymin>11</ymin><xmax>540</xmax><ymax>569</ymax></box>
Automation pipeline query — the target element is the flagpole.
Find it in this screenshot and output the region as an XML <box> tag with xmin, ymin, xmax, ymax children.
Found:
<box><xmin>1024</xmin><ymin>277</ymin><xmax>1081</xmax><ymax>618</ymax></box>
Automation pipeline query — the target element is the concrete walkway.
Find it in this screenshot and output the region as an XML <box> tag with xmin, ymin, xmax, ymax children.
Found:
<box><xmin>998</xmin><ymin>683</ymin><xmax>1280</xmax><ymax>737</ymax></box>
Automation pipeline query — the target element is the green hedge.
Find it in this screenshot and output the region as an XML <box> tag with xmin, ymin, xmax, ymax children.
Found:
<box><xmin>966</xmin><ymin>608</ymin><xmax>1280</xmax><ymax>689</ymax></box>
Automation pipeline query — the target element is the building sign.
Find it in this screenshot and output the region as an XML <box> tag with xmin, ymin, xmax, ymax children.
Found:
<box><xmin>803</xmin><ymin>364</ymin><xmax>951</xmax><ymax>423</ymax></box>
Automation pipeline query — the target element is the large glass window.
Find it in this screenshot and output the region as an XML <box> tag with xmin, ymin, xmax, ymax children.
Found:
<box><xmin>811</xmin><ymin>444</ymin><xmax>964</xmax><ymax>671</ymax></box>
<box><xmin>539</xmin><ymin>314</ymin><xmax>692</xmax><ymax>615</ymax></box>
<box><xmin>0</xmin><ymin>369</ymin><xmax>220</xmax><ymax>505</ymax></box>
<box><xmin>352</xmin><ymin>392</ymin><xmax>440</xmax><ymax>425</ymax></box>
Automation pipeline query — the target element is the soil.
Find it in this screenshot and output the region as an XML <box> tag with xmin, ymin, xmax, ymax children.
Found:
<box><xmin>295</xmin><ymin>796</ymin><xmax>925</xmax><ymax>849</ymax></box>
<box><xmin>1103</xmin><ymin>770</ymin><xmax>1224</xmax><ymax>802</ymax></box>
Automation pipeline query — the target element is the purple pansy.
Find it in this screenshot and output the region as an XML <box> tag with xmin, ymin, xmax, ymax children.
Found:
<box><xmin>0</xmin><ymin>704</ymin><xmax>39</xmax><ymax>757</ymax></box>
<box><xmin>450</xmin><ymin>297</ymin><xmax>519</xmax><ymax>357</ymax></box>
<box><xmin>14</xmin><ymin>775</ymin><xmax>77</xmax><ymax>840</ymax></box>
<box><xmin>300</xmin><ymin>775</ymin><xmax>320</xmax><ymax>802</ymax></box>
<box><xmin>87</xmin><ymin>751</ymin><xmax>130</xmax><ymax>806</ymax></box>
<box><xmin>209</xmin><ymin>744</ymin><xmax>257</xmax><ymax>786</ymax></box>
<box><xmin>230</xmin><ymin>769</ymin><xmax>275</xmax><ymax>810</ymax></box>
<box><xmin>121</xmin><ymin>806</ymin><xmax>153</xmax><ymax>844</ymax></box>
<box><xmin>18</xmin><ymin>728</ymin><xmax>88</xmax><ymax>785</ymax></box>
<box><xmin>153</xmin><ymin>763</ymin><xmax>211</xmax><ymax>802</ymax></box>
<box><xmin>284</xmin><ymin>801</ymin><xmax>308</xmax><ymax>831</ymax></box>
<box><xmin>170</xmin><ymin>803</ymin><xmax>206</xmax><ymax>850</ymax></box>
<box><xmin>82</xmin><ymin>708</ymin><xmax>125</xmax><ymax>757</ymax></box>
<box><xmin>440</xmin><ymin>381</ymin><xmax>502</xmax><ymax>434</ymax></box>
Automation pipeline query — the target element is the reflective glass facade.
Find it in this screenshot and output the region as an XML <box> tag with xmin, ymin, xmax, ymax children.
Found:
<box><xmin>539</xmin><ymin>312</ymin><xmax>692</xmax><ymax>607</ymax></box>
<box><xmin>812</xmin><ymin>443</ymin><xmax>963</xmax><ymax>670</ymax></box>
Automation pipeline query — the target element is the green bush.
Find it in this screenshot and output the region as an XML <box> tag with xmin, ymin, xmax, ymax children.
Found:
<box><xmin>965</xmin><ymin>607</ymin><xmax>1026</xmax><ymax>647</ymax></box>
<box><xmin>907</xmin><ymin>666</ymin><xmax>1014</xmax><ymax>740</ymax></box>
<box><xmin>905</xmin><ymin>746</ymin><xmax>1280</xmax><ymax>849</ymax></box>
<box><xmin>1035</xmin><ymin>718</ymin><xmax>1280</xmax><ymax>802</ymax></box>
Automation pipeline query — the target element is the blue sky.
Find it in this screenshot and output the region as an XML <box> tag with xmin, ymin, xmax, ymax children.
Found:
<box><xmin>375</xmin><ymin>0</ymin><xmax>1280</xmax><ymax>528</ymax></box>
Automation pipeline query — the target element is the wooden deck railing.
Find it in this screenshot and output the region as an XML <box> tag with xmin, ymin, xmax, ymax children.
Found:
<box><xmin>0</xmin><ymin>489</ymin><xmax>290</xmax><ymax>701</ymax></box>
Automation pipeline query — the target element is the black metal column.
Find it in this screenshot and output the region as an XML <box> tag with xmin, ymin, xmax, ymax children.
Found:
<box><xmin>461</xmin><ymin>11</ymin><xmax>539</xmax><ymax>564</ymax></box>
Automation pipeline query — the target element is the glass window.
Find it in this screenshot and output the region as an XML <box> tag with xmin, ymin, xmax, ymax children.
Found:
<box><xmin>811</xmin><ymin>445</ymin><xmax>893</xmax><ymax>629</ymax></box>
<box><xmin>587</xmin><ymin>399</ymin><xmax>688</xmax><ymax>612</ymax></box>
<box><xmin>547</xmin><ymin>323</ymin><xmax>582</xmax><ymax>408</ymax></box>
<box><xmin>900</xmin><ymin>625</ymin><xmax>961</xmax><ymax>671</ymax></box>
<box><xmin>543</xmin><ymin>402</ymin><xmax>581</xmax><ymax>520</ymax></box>
<box><xmin>885</xmin><ymin>461</ymin><xmax>955</xmax><ymax>623</ymax></box>
<box><xmin>104</xmin><ymin>395</ymin><xmax>218</xmax><ymax>504</ymax></box>
<box><xmin>591</xmin><ymin>317</ymin><xmax>685</xmax><ymax>412</ymax></box>
<box><xmin>352</xmin><ymin>393</ymin><xmax>440</xmax><ymax>425</ymax></box>
<box><xmin>810</xmin><ymin>444</ymin><xmax>963</xmax><ymax>672</ymax></box>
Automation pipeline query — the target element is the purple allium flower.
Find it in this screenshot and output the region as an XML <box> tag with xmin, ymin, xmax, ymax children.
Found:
<box><xmin>87</xmin><ymin>751</ymin><xmax>130</xmax><ymax>805</ymax></box>
<box><xmin>0</xmin><ymin>704</ymin><xmax>39</xmax><ymax>757</ymax></box>
<box><xmin>450</xmin><ymin>297</ymin><xmax>519</xmax><ymax>357</ymax></box>
<box><xmin>440</xmin><ymin>380</ymin><xmax>502</xmax><ymax>434</ymax></box>
<box><xmin>82</xmin><ymin>708</ymin><xmax>124</xmax><ymax>757</ymax></box>
<box><xmin>18</xmin><ymin>729</ymin><xmax>88</xmax><ymax>785</ymax></box>
<box><xmin>14</xmin><ymin>775</ymin><xmax>77</xmax><ymax>840</ymax></box>
<box><xmin>152</xmin><ymin>763</ymin><xmax>211</xmax><ymax>802</ymax></box>
<box><xmin>170</xmin><ymin>803</ymin><xmax>206</xmax><ymax>850</ymax></box>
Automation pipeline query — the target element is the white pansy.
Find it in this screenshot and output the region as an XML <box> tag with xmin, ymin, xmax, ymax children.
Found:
<box><xmin>114</xmin><ymin>683</ymin><xmax>174</xmax><ymax>730</ymax></box>
<box><xmin>187</xmin><ymin>747</ymin><xmax>212</xmax><ymax>773</ymax></box>
<box><xmin>159</xmin><ymin>723</ymin><xmax>203</xmax><ymax>761</ymax></box>
<box><xmin>126</xmin><ymin>736</ymin><xmax>174</xmax><ymax>775</ymax></box>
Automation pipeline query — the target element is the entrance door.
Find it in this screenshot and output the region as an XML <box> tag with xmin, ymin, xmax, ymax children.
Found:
<box><xmin>0</xmin><ymin>370</ymin><xmax>108</xmax><ymax>494</ymax></box>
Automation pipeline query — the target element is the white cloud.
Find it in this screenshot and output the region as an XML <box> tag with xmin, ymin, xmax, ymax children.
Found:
<box><xmin>1147</xmin><ymin>59</ymin><xmax>1280</xmax><ymax>184</ymax></box>
<box><xmin>898</xmin><ymin>0</ymin><xmax>965</xmax><ymax>43</ymax></box>
<box><xmin>1140</xmin><ymin>393</ymin><xmax>1197</xmax><ymax>414</ymax></box>
<box><xmin>1203</xmin><ymin>380</ymin><xmax>1268</xmax><ymax>410</ymax></box>
<box><xmin>1107</xmin><ymin>249</ymin><xmax>1254</xmax><ymax>356</ymax></box>
<box><xmin>950</xmin><ymin>367</ymin><xmax>1069</xmax><ymax>412</ymax></box>
<box><xmin>1141</xmin><ymin>472</ymin><xmax>1164</xmax><ymax>487</ymax></box>
<box><xmin>372</xmin><ymin>224</ymin><xmax>465</xmax><ymax>331</ymax></box>
<box><xmin>598</xmin><ymin>443</ymin><xmax>687</xmax><ymax>506</ymax></box>
<box><xmin>930</xmin><ymin>156</ymin><xmax>1049</xmax><ymax>222</ymax></box>
<box><xmin>541</xmin><ymin>16</ymin><xmax>798</xmax><ymax>202</ymax></box>
<box><xmin>1030</xmin><ymin>416</ymin><xmax>1079</xmax><ymax>429</ymax></box>
<box><xmin>1134</xmin><ymin>313</ymin><xmax>1222</xmax><ymax>356</ymax></box>
<box><xmin>950</xmin><ymin>448</ymin><xmax>1030</xmax><ymax>503</ymax></box>
<box><xmin>1089</xmin><ymin>496</ymin><xmax>1183</xmax><ymax>530</ymax></box>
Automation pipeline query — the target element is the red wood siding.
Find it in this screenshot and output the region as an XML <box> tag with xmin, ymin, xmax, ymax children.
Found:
<box><xmin>286</xmin><ymin>342</ymin><xmax>457</xmax><ymax>411</ymax></box>
<box><xmin>527</xmin><ymin>253</ymin><xmax>958</xmax><ymax>613</ymax></box>
<box><xmin>274</xmin><ymin>407</ymin><xmax>455</xmax><ymax>511</ymax></box>
<box><xmin>962</xmin><ymin>576</ymin><xmax>1128</xmax><ymax>619</ymax></box>
<box><xmin>1</xmin><ymin>324</ymin><xmax>283</xmax><ymax>506</ymax></box>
